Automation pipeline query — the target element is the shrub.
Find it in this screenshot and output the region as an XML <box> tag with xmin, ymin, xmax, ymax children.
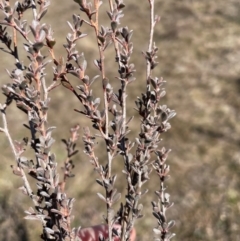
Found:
<box><xmin>0</xmin><ymin>0</ymin><xmax>175</xmax><ymax>240</ymax></box>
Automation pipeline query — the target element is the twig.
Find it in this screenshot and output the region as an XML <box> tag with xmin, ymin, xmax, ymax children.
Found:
<box><xmin>0</xmin><ymin>104</ymin><xmax>18</xmax><ymax>158</ymax></box>
<box><xmin>0</xmin><ymin>104</ymin><xmax>37</xmax><ymax>206</ymax></box>
<box><xmin>146</xmin><ymin>0</ymin><xmax>155</xmax><ymax>82</ymax></box>
<box><xmin>92</xmin><ymin>1</ymin><xmax>112</xmax><ymax>179</ymax></box>
<box><xmin>31</xmin><ymin>0</ymin><xmax>37</xmax><ymax>20</ymax></box>
<box><xmin>108</xmin><ymin>0</ymin><xmax>113</xmax><ymax>12</ymax></box>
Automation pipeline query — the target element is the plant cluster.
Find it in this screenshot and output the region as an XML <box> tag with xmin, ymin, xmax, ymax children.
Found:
<box><xmin>0</xmin><ymin>0</ymin><xmax>176</xmax><ymax>241</ymax></box>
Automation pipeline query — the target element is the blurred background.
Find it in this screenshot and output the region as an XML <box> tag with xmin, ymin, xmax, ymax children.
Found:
<box><xmin>0</xmin><ymin>0</ymin><xmax>240</xmax><ymax>240</ymax></box>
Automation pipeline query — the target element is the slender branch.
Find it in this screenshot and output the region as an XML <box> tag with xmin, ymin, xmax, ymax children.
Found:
<box><xmin>31</xmin><ymin>0</ymin><xmax>37</xmax><ymax>20</ymax></box>
<box><xmin>91</xmin><ymin>2</ymin><xmax>112</xmax><ymax>175</ymax></box>
<box><xmin>47</xmin><ymin>81</ymin><xmax>61</xmax><ymax>92</ymax></box>
<box><xmin>0</xmin><ymin>104</ymin><xmax>38</xmax><ymax>206</ymax></box>
<box><xmin>90</xmin><ymin>1</ymin><xmax>109</xmax><ymax>142</ymax></box>
<box><xmin>0</xmin><ymin>104</ymin><xmax>18</xmax><ymax>158</ymax></box>
<box><xmin>108</xmin><ymin>0</ymin><xmax>113</xmax><ymax>12</ymax></box>
<box><xmin>93</xmin><ymin>1</ymin><xmax>112</xmax><ymax>237</ymax></box>
<box><xmin>48</xmin><ymin>48</ymin><xmax>57</xmax><ymax>64</ymax></box>
<box><xmin>14</xmin><ymin>24</ymin><xmax>33</xmax><ymax>44</ymax></box>
<box><xmin>146</xmin><ymin>0</ymin><xmax>155</xmax><ymax>82</ymax></box>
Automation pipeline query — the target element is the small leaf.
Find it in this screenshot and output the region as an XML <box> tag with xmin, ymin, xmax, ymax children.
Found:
<box><xmin>51</xmin><ymin>209</ymin><xmax>63</xmax><ymax>216</ymax></box>
<box><xmin>33</xmin><ymin>42</ymin><xmax>44</xmax><ymax>52</ymax></box>
<box><xmin>166</xmin><ymin>233</ymin><xmax>176</xmax><ymax>240</ymax></box>
<box><xmin>38</xmin><ymin>8</ymin><xmax>48</xmax><ymax>21</ymax></box>
<box><xmin>167</xmin><ymin>220</ymin><xmax>175</xmax><ymax>230</ymax></box>
<box><xmin>69</xmin><ymin>150</ymin><xmax>79</xmax><ymax>157</ymax></box>
<box><xmin>96</xmin><ymin>179</ymin><xmax>103</xmax><ymax>186</ymax></box>
<box><xmin>153</xmin><ymin>228</ymin><xmax>161</xmax><ymax>235</ymax></box>
<box><xmin>90</xmin><ymin>75</ymin><xmax>99</xmax><ymax>86</ymax></box>
<box><xmin>98</xmin><ymin>35</ymin><xmax>105</xmax><ymax>44</ymax></box>
<box><xmin>67</xmin><ymin>21</ymin><xmax>74</xmax><ymax>32</ymax></box>
<box><xmin>97</xmin><ymin>193</ymin><xmax>106</xmax><ymax>202</ymax></box>
<box><xmin>19</xmin><ymin>186</ymin><xmax>28</xmax><ymax>195</ymax></box>
<box><xmin>61</xmin><ymin>80</ymin><xmax>74</xmax><ymax>91</ymax></box>
<box><xmin>25</xmin><ymin>215</ymin><xmax>40</xmax><ymax>221</ymax></box>
<box><xmin>112</xmin><ymin>192</ymin><xmax>121</xmax><ymax>203</ymax></box>
<box><xmin>11</xmin><ymin>165</ymin><xmax>22</xmax><ymax>177</ymax></box>
<box><xmin>111</xmin><ymin>21</ymin><xmax>118</xmax><ymax>32</ymax></box>
<box><xmin>40</xmin><ymin>191</ymin><xmax>50</xmax><ymax>198</ymax></box>
<box><xmin>46</xmin><ymin>126</ymin><xmax>56</xmax><ymax>134</ymax></box>
<box><xmin>45</xmin><ymin>227</ymin><xmax>55</xmax><ymax>234</ymax></box>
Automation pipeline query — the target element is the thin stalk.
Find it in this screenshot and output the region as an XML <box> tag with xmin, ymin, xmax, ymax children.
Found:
<box><xmin>146</xmin><ymin>0</ymin><xmax>155</xmax><ymax>83</ymax></box>
<box><xmin>91</xmin><ymin>2</ymin><xmax>112</xmax><ymax>240</ymax></box>
<box><xmin>108</xmin><ymin>0</ymin><xmax>113</xmax><ymax>12</ymax></box>
<box><xmin>91</xmin><ymin>1</ymin><xmax>109</xmax><ymax>140</ymax></box>
<box><xmin>0</xmin><ymin>104</ymin><xmax>38</xmax><ymax>206</ymax></box>
<box><xmin>0</xmin><ymin>104</ymin><xmax>17</xmax><ymax>158</ymax></box>
<box><xmin>108</xmin><ymin>6</ymin><xmax>130</xmax><ymax>239</ymax></box>
<box><xmin>91</xmin><ymin>6</ymin><xmax>112</xmax><ymax>178</ymax></box>
<box><xmin>31</xmin><ymin>0</ymin><xmax>37</xmax><ymax>20</ymax></box>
